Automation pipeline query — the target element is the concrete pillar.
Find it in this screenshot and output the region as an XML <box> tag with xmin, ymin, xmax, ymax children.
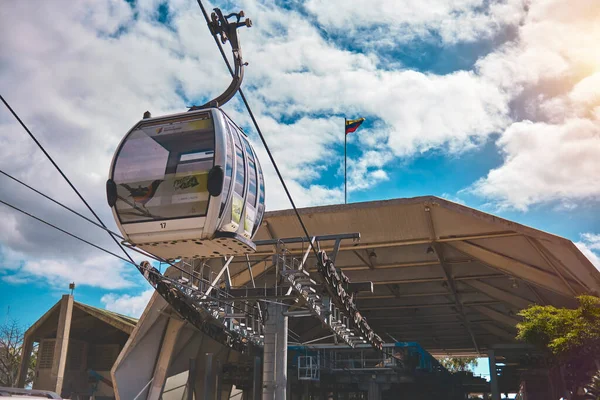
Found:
<box><xmin>488</xmin><ymin>350</ymin><xmax>500</xmax><ymax>400</ymax></box>
<box><xmin>187</xmin><ymin>358</ymin><xmax>196</xmax><ymax>400</ymax></box>
<box><xmin>368</xmin><ymin>381</ymin><xmax>381</xmax><ymax>400</ymax></box>
<box><xmin>262</xmin><ymin>303</ymin><xmax>288</xmax><ymax>400</ymax></box>
<box><xmin>276</xmin><ymin>305</ymin><xmax>288</xmax><ymax>400</ymax></box>
<box><xmin>50</xmin><ymin>294</ymin><xmax>73</xmax><ymax>395</ymax></box>
<box><xmin>147</xmin><ymin>317</ymin><xmax>185</xmax><ymax>400</ymax></box>
<box><xmin>253</xmin><ymin>356</ymin><xmax>262</xmax><ymax>400</ymax></box>
<box><xmin>16</xmin><ymin>334</ymin><xmax>34</xmax><ymax>388</ymax></box>
<box><xmin>204</xmin><ymin>353</ymin><xmax>215</xmax><ymax>400</ymax></box>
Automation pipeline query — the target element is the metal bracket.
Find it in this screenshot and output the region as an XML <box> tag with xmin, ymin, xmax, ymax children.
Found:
<box><xmin>189</xmin><ymin>8</ymin><xmax>252</xmax><ymax>110</ymax></box>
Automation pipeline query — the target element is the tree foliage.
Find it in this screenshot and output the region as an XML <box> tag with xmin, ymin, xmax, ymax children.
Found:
<box><xmin>517</xmin><ymin>295</ymin><xmax>600</xmax><ymax>394</ymax></box>
<box><xmin>0</xmin><ymin>319</ymin><xmax>36</xmax><ymax>387</ymax></box>
<box><xmin>438</xmin><ymin>356</ymin><xmax>479</xmax><ymax>373</ymax></box>
<box><xmin>517</xmin><ymin>295</ymin><xmax>600</xmax><ymax>357</ymax></box>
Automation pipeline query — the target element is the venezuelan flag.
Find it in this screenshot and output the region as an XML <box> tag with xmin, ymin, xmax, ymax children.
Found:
<box><xmin>345</xmin><ymin>118</ymin><xmax>365</xmax><ymax>135</ymax></box>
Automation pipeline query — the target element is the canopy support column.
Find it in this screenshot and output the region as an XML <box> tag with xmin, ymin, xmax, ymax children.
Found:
<box><xmin>51</xmin><ymin>294</ymin><xmax>73</xmax><ymax>395</ymax></box>
<box><xmin>488</xmin><ymin>350</ymin><xmax>500</xmax><ymax>400</ymax></box>
<box><xmin>262</xmin><ymin>302</ymin><xmax>288</xmax><ymax>400</ymax></box>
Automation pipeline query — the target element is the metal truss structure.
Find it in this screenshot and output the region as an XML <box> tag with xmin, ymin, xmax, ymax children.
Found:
<box><xmin>135</xmin><ymin>232</ymin><xmax>384</xmax><ymax>355</ymax></box>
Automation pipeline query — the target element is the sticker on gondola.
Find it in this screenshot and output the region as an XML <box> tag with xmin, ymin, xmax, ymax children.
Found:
<box><xmin>232</xmin><ymin>195</ymin><xmax>243</xmax><ymax>224</ymax></box>
<box><xmin>244</xmin><ymin>208</ymin><xmax>255</xmax><ymax>233</ymax></box>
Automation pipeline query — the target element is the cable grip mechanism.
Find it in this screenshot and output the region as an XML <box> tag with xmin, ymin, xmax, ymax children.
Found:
<box><xmin>189</xmin><ymin>8</ymin><xmax>252</xmax><ymax>111</ymax></box>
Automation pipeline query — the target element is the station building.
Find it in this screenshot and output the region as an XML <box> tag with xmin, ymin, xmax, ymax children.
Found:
<box><xmin>17</xmin><ymin>196</ymin><xmax>600</xmax><ymax>399</ymax></box>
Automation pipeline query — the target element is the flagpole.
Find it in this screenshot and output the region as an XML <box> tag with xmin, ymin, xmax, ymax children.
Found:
<box><xmin>344</xmin><ymin>117</ymin><xmax>347</xmax><ymax>204</ymax></box>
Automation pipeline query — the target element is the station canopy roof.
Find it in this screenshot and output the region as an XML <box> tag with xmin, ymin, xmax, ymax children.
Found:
<box><xmin>229</xmin><ymin>196</ymin><xmax>600</xmax><ymax>356</ymax></box>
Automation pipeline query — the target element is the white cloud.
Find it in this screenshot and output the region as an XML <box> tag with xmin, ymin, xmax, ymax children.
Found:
<box><xmin>304</xmin><ymin>0</ymin><xmax>526</xmax><ymax>45</ymax></box>
<box><xmin>575</xmin><ymin>233</ymin><xmax>600</xmax><ymax>270</ymax></box>
<box><xmin>101</xmin><ymin>288</ymin><xmax>154</xmax><ymax>317</ymax></box>
<box><xmin>0</xmin><ymin>0</ymin><xmax>598</xmax><ymax>295</ymax></box>
<box><xmin>582</xmin><ymin>233</ymin><xmax>600</xmax><ymax>251</ymax></box>
<box><xmin>469</xmin><ymin>0</ymin><xmax>600</xmax><ymax>210</ymax></box>
<box><xmin>1</xmin><ymin>248</ymin><xmax>136</xmax><ymax>290</ymax></box>
<box><xmin>470</xmin><ymin>118</ymin><xmax>600</xmax><ymax>210</ymax></box>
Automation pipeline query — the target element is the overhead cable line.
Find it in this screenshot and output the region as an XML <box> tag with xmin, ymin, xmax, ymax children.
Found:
<box><xmin>0</xmin><ymin>198</ymin><xmax>132</xmax><ymax>264</ymax></box>
<box><xmin>195</xmin><ymin>0</ymin><xmax>322</xmax><ymax>260</ymax></box>
<box><xmin>0</xmin><ymin>169</ymin><xmax>125</xmax><ymax>241</ymax></box>
<box><xmin>0</xmin><ymin>94</ymin><xmax>137</xmax><ymax>265</ymax></box>
<box><xmin>0</xmin><ymin>196</ymin><xmax>258</xmax><ymax>315</ymax></box>
<box><xmin>0</xmin><ymin>148</ymin><xmax>255</xmax><ymax>307</ymax></box>
<box><xmin>0</xmin><ymin>169</ymin><xmax>215</xmax><ymax>275</ymax></box>
<box><xmin>0</xmin><ymin>97</ymin><xmax>245</xmax><ymax>301</ymax></box>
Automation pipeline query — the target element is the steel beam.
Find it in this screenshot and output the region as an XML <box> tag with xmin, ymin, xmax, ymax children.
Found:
<box><xmin>463</xmin><ymin>280</ymin><xmax>533</xmax><ymax>309</ymax></box>
<box><xmin>353</xmin><ymin>249</ymin><xmax>375</xmax><ymax>270</ymax></box>
<box><xmin>470</xmin><ymin>305</ymin><xmax>520</xmax><ymax>328</ymax></box>
<box><xmin>374</xmin><ymin>319</ymin><xmax>492</xmax><ymax>329</ymax></box>
<box><xmin>424</xmin><ymin>204</ymin><xmax>480</xmax><ymax>354</ymax></box>
<box><xmin>368</xmin><ymin>273</ymin><xmax>506</xmax><ymax>285</ymax></box>
<box><xmin>363</xmin><ymin>312</ymin><xmax>462</xmax><ymax>320</ymax></box>
<box><xmin>254</xmin><ymin>232</ymin><xmax>360</xmax><ymax>247</ymax></box>
<box><xmin>202</xmin><ymin>256</ymin><xmax>234</xmax><ymax>299</ymax></box>
<box><xmin>449</xmin><ymin>240</ymin><xmax>572</xmax><ymax>296</ymax></box>
<box><xmin>480</xmin><ymin>323</ymin><xmax>517</xmax><ymax>342</ymax></box>
<box><xmin>527</xmin><ymin>237</ymin><xmax>579</xmax><ymax>295</ymax></box>
<box><xmin>231</xmin><ymin>256</ymin><xmax>271</xmax><ymax>287</ymax></box>
<box><xmin>250</xmin><ymin>231</ymin><xmax>520</xmax><ymax>256</ymax></box>
<box><xmin>227</xmin><ymin>282</ymin><xmax>372</xmax><ymax>299</ymax></box>
<box><xmin>360</xmin><ymin>300</ymin><xmax>499</xmax><ymax>311</ymax></box>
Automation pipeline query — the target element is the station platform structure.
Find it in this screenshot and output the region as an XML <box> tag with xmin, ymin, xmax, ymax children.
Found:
<box><xmin>18</xmin><ymin>196</ymin><xmax>599</xmax><ymax>400</ymax></box>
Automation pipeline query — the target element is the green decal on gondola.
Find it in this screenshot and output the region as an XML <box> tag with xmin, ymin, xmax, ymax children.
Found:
<box><xmin>232</xmin><ymin>195</ymin><xmax>243</xmax><ymax>224</ymax></box>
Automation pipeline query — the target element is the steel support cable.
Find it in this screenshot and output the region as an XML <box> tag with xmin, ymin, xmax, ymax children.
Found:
<box><xmin>0</xmin><ymin>169</ymin><xmax>126</xmax><ymax>241</ymax></box>
<box><xmin>0</xmin><ymin>98</ymin><xmax>235</xmax><ymax>303</ymax></box>
<box><xmin>195</xmin><ymin>0</ymin><xmax>321</xmax><ymax>261</ymax></box>
<box><xmin>0</xmin><ymin>168</ymin><xmax>201</xmax><ymax>270</ymax></box>
<box><xmin>0</xmin><ymin>172</ymin><xmax>258</xmax><ymax>311</ymax></box>
<box><xmin>0</xmin><ymin>196</ymin><xmax>257</xmax><ymax>316</ymax></box>
<box><xmin>0</xmin><ymin>94</ymin><xmax>137</xmax><ymax>265</ymax></box>
<box><xmin>0</xmin><ymin>99</ymin><xmax>261</xmax><ymax>318</ymax></box>
<box><xmin>0</xmin><ymin>198</ymin><xmax>132</xmax><ymax>264</ymax></box>
<box><xmin>0</xmin><ymin>169</ymin><xmax>237</xmax><ymax>292</ymax></box>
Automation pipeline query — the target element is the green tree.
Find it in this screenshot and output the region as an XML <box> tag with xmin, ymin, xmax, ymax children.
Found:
<box><xmin>516</xmin><ymin>295</ymin><xmax>600</xmax><ymax>397</ymax></box>
<box><xmin>438</xmin><ymin>356</ymin><xmax>479</xmax><ymax>372</ymax></box>
<box><xmin>0</xmin><ymin>319</ymin><xmax>36</xmax><ymax>388</ymax></box>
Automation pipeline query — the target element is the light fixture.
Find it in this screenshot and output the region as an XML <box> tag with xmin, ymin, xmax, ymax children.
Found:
<box><xmin>510</xmin><ymin>278</ymin><xmax>519</xmax><ymax>289</ymax></box>
<box><xmin>426</xmin><ymin>246</ymin><xmax>435</xmax><ymax>254</ymax></box>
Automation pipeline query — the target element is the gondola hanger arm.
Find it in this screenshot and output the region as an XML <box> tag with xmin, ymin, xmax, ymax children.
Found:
<box><xmin>189</xmin><ymin>8</ymin><xmax>252</xmax><ymax>111</ymax></box>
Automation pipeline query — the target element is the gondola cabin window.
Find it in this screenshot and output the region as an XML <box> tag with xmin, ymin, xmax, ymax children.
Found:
<box><xmin>112</xmin><ymin>113</ymin><xmax>215</xmax><ymax>224</ymax></box>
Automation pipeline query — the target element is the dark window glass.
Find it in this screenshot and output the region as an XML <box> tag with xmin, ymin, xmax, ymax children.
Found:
<box><xmin>242</xmin><ymin>137</ymin><xmax>258</xmax><ymax>208</ymax></box>
<box><xmin>233</xmin><ymin>130</ymin><xmax>245</xmax><ymax>197</ymax></box>
<box><xmin>219</xmin><ymin>123</ymin><xmax>235</xmax><ymax>217</ymax></box>
<box><xmin>112</xmin><ymin>113</ymin><xmax>214</xmax><ymax>224</ymax></box>
<box><xmin>253</xmin><ymin>160</ymin><xmax>265</xmax><ymax>234</ymax></box>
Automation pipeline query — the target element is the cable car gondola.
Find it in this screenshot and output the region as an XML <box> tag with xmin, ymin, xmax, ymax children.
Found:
<box><xmin>106</xmin><ymin>9</ymin><xmax>264</xmax><ymax>260</ymax></box>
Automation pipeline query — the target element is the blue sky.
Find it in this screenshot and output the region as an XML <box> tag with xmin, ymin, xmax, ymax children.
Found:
<box><xmin>1</xmin><ymin>0</ymin><xmax>599</xmax><ymax>373</ymax></box>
